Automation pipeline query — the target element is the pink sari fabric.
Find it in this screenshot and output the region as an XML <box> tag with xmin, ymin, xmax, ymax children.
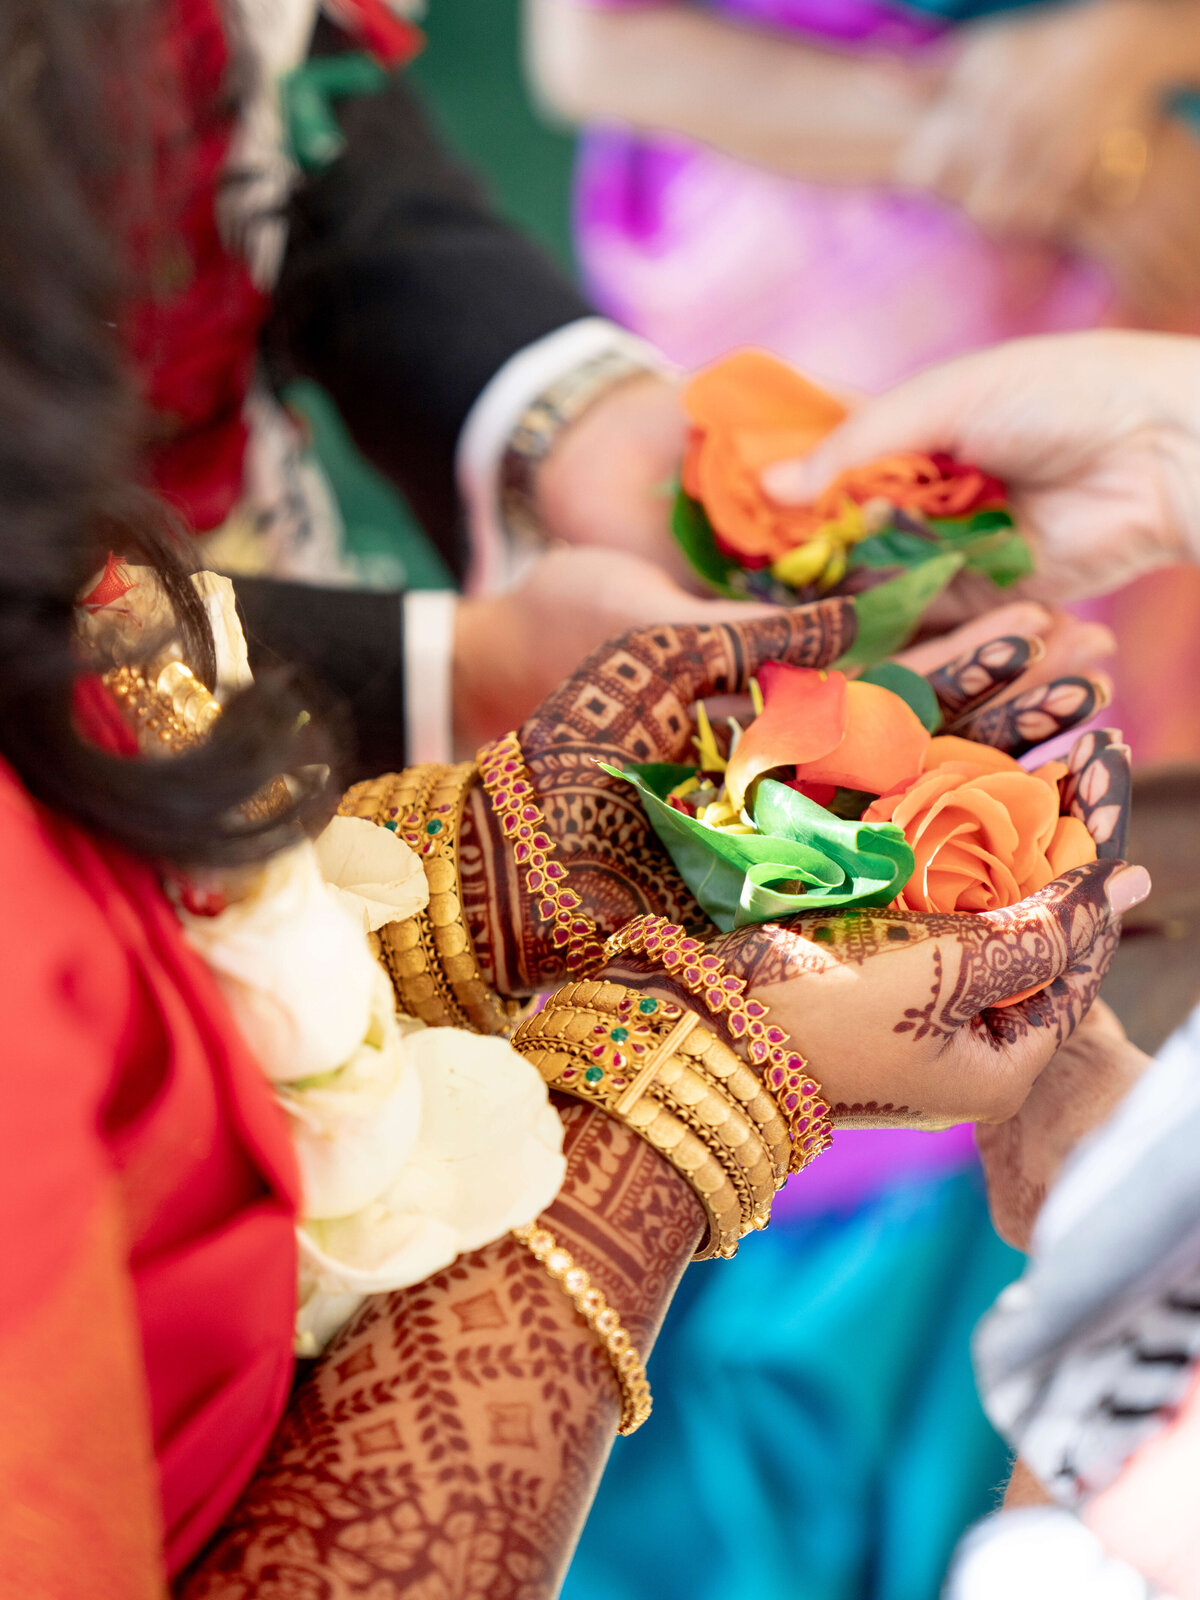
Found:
<box><xmin>571</xmin><ymin>0</ymin><xmax>1114</xmax><ymax>392</ymax></box>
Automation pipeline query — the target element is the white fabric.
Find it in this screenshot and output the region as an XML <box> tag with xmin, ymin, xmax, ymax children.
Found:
<box><xmin>976</xmin><ymin>1003</ymin><xmax>1200</xmax><ymax>1503</ymax></box>
<box><xmin>456</xmin><ymin>316</ymin><xmax>671</xmax><ymax>594</ymax></box>
<box><xmin>403</xmin><ymin>589</ymin><xmax>457</xmax><ymax>765</ymax></box>
<box><xmin>945</xmin><ymin>1509</ymin><xmax>1169</xmax><ymax>1600</ymax></box>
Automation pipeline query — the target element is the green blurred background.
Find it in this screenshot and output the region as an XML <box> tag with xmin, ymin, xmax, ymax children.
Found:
<box><xmin>291</xmin><ymin>0</ymin><xmax>577</xmax><ymax>589</ymax></box>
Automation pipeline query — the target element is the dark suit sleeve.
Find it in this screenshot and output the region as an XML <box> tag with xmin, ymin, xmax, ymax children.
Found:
<box><xmin>234</xmin><ymin>577</ymin><xmax>409</xmax><ymax>780</ymax></box>
<box><xmin>267</xmin><ymin>54</ymin><xmax>591</xmax><ymax>580</ymax></box>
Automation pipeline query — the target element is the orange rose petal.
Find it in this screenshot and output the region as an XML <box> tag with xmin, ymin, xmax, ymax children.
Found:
<box><xmin>683</xmin><ymin>349</ymin><xmax>847</xmax><ymax>436</ymax></box>
<box><xmin>681</xmin><ymin>431</ymin><xmax>706</xmax><ymax>500</ymax></box>
<box><xmin>962</xmin><ymin>773</ymin><xmax>1059</xmax><ymax>881</ymax></box>
<box><xmin>922</xmin><ymin>737</ymin><xmax>1022</xmax><ymax>775</ymax></box>
<box><xmin>1047</xmin><ymin>814</ymin><xmax>1098</xmax><ymax>877</ymax></box>
<box><xmin>696</xmin><ymin>432</ymin><xmax>792</xmax><ymax>565</ymax></box>
<box><xmin>1032</xmin><ymin>759</ymin><xmax>1069</xmax><ymax>789</ymax></box>
<box><xmin>793</xmin><ymin>680</ymin><xmax>930</xmax><ymax>794</ymax></box>
<box><xmin>724</xmin><ymin>665</ymin><xmax>848</xmax><ymax>811</ymax></box>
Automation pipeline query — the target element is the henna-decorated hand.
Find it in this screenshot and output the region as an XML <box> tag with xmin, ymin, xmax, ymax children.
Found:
<box><xmin>462</xmin><ymin>599</ymin><xmax>1113</xmax><ymax>1001</ymax></box>
<box><xmin>700</xmin><ymin>729</ymin><xmax>1146</xmax><ymax>1130</ymax></box>
<box><xmin>461</xmin><ymin>597</ymin><xmax>856</xmax><ymax>995</ymax></box>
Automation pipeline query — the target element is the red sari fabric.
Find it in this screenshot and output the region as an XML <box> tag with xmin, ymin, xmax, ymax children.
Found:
<box><xmin>123</xmin><ymin>0</ymin><xmax>267</xmax><ymax>535</ymax></box>
<box><xmin>0</xmin><ymin>759</ymin><xmax>300</xmax><ymax>1577</ymax></box>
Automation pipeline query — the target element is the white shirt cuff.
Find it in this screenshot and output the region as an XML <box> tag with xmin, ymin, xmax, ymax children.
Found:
<box><xmin>455</xmin><ymin>316</ymin><xmax>672</xmax><ymax>595</ymax></box>
<box><xmin>403</xmin><ymin>590</ymin><xmax>457</xmax><ymax>766</ymax></box>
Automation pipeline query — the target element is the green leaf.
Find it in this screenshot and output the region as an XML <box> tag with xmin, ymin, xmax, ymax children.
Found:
<box><xmin>850</xmin><ymin>528</ymin><xmax>940</xmax><ymax>570</ymax></box>
<box><xmin>961</xmin><ymin>531</ymin><xmax>1034</xmax><ymax>588</ymax></box>
<box><xmin>928</xmin><ymin>508</ymin><xmax>1015</xmax><ymax>537</ymax></box>
<box><xmin>670</xmin><ymin>486</ymin><xmax>741</xmax><ymax>597</ymax></box>
<box><xmin>857</xmin><ymin>662</ymin><xmax>943</xmax><ymax>731</ymax></box>
<box><xmin>603</xmin><ymin>765</ymin><xmax>914</xmax><ymax>930</ymax></box>
<box><xmin>834</xmin><ymin>551</ymin><xmax>966</xmax><ymax>671</ymax></box>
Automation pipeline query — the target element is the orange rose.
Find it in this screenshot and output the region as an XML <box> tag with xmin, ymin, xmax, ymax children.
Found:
<box><xmin>723</xmin><ymin>662</ymin><xmax>930</xmax><ymax>810</ymax></box>
<box><xmin>813</xmin><ymin>453</ymin><xmax>1007</xmax><ymax>522</ymax></box>
<box><xmin>681</xmin><ymin>353</ymin><xmax>1007</xmax><ymax>569</ymax></box>
<box><xmin>682</xmin><ymin>350</ymin><xmax>846</xmax><ymax>567</ymax></box>
<box><xmin>863</xmin><ymin>736</ymin><xmax>1096</xmax><ymax>915</ymax></box>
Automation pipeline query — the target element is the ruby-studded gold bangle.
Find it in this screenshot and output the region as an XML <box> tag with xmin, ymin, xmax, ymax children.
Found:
<box><xmin>477</xmin><ymin>732</ymin><xmax>606</xmax><ymax>977</ymax></box>
<box><xmin>409</xmin><ymin>763</ymin><xmax>526</xmax><ymax>1036</ymax></box>
<box><xmin>340</xmin><ymin>764</ymin><xmax>526</xmax><ymax>1035</ymax></box>
<box><xmin>513</xmin><ymin>1220</ymin><xmax>652</xmax><ymax>1434</ymax></box>
<box><xmin>605</xmin><ymin>914</ymin><xmax>833</xmax><ymax>1175</ymax></box>
<box><xmin>513</xmin><ymin>981</ymin><xmax>770</xmax><ymax>1258</ymax></box>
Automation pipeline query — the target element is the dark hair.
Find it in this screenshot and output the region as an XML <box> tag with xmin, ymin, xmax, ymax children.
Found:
<box><xmin>0</xmin><ymin>0</ymin><xmax>337</xmax><ymax>865</ymax></box>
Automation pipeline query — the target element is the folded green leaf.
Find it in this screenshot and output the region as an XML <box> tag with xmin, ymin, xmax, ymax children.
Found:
<box><xmin>604</xmin><ymin>765</ymin><xmax>914</xmax><ymax>930</ymax></box>
<box><xmin>850</xmin><ymin>527</ymin><xmax>941</xmax><ymax>571</ymax></box>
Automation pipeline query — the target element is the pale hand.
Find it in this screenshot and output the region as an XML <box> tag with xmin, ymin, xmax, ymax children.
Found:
<box><xmin>894</xmin><ymin>0</ymin><xmax>1200</xmax><ymax>239</ymax></box>
<box><xmin>762</xmin><ymin>330</ymin><xmax>1200</xmax><ymax>605</ymax></box>
<box><xmin>1068</xmin><ymin>119</ymin><xmax>1200</xmax><ymax>327</ymax></box>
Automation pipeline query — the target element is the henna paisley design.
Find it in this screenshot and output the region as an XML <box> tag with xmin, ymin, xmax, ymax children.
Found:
<box><xmin>953</xmin><ymin>675</ymin><xmax>1108</xmax><ymax>758</ymax></box>
<box><xmin>927</xmin><ymin>634</ymin><xmax>1043</xmax><ymax>726</ymax></box>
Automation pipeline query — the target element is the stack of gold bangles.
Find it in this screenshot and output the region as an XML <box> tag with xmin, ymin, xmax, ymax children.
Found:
<box><xmin>339</xmin><ymin>760</ymin><xmax>529</xmax><ymax>1036</ymax></box>
<box><xmin>341</xmin><ymin>742</ymin><xmax>833</xmax><ymax>1437</ymax></box>
<box><xmin>512</xmin><ymin>914</ymin><xmax>833</xmax><ymax>1262</ymax></box>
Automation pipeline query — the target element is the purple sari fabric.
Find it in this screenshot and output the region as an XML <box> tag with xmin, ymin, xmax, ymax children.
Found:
<box><xmin>571</xmin><ymin>0</ymin><xmax>1112</xmax><ymax>395</ymax></box>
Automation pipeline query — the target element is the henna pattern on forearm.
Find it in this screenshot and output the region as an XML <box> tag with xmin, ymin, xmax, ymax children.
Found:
<box><xmin>180</xmin><ymin>1104</ymin><xmax>703</xmax><ymax>1600</ymax></box>
<box><xmin>952</xmin><ymin>675</ymin><xmax>1107</xmax><ymax>757</ymax></box>
<box><xmin>928</xmin><ymin>634</ymin><xmax>1042</xmax><ymax>725</ymax></box>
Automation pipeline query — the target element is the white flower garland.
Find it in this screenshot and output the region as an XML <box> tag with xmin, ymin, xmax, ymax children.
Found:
<box><xmin>86</xmin><ymin>564</ymin><xmax>565</xmax><ymax>1356</ymax></box>
<box><xmin>181</xmin><ymin>815</ymin><xmax>566</xmax><ymax>1357</ymax></box>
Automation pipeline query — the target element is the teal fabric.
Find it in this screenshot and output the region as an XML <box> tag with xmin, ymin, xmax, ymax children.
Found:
<box><xmin>563</xmin><ymin>1167</ymin><xmax>1020</xmax><ymax>1600</ymax></box>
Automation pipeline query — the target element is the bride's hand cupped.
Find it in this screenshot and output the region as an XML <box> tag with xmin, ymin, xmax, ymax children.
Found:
<box><xmin>463</xmin><ymin>597</ymin><xmax>1115</xmax><ymax>1000</ymax></box>
<box><xmin>707</xmin><ymin>852</ymin><xmax>1146</xmax><ymax>1130</ymax></box>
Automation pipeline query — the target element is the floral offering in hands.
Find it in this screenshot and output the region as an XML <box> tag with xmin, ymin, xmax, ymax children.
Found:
<box><xmin>609</xmin><ymin>658</ymin><xmax>1098</xmax><ymax>933</ymax></box>
<box><xmin>674</xmin><ymin>350</ymin><xmax>1033</xmax><ymax>666</ymax></box>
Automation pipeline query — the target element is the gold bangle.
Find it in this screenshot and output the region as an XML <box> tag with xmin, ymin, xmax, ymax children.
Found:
<box><xmin>416</xmin><ymin>763</ymin><xmax>527</xmax><ymax>1036</ymax></box>
<box><xmin>104</xmin><ymin>661</ymin><xmax>220</xmax><ymax>753</ymax></box>
<box><xmin>477</xmin><ymin>732</ymin><xmax>606</xmax><ymax>978</ymax></box>
<box><xmin>605</xmin><ymin>914</ymin><xmax>833</xmax><ymax>1174</ymax></box>
<box><xmin>512</xmin><ymin>1220</ymin><xmax>652</xmax><ymax>1435</ymax></box>
<box><xmin>340</xmin><ymin>765</ymin><xmax>465</xmax><ymax>1028</ymax></box>
<box><xmin>514</xmin><ymin>980</ymin><xmax>776</xmax><ymax>1258</ymax></box>
<box><xmin>341</xmin><ymin>765</ymin><xmax>527</xmax><ymax>1035</ymax></box>
<box><xmin>539</xmin><ymin>999</ymin><xmax>778</xmax><ymax>1237</ymax></box>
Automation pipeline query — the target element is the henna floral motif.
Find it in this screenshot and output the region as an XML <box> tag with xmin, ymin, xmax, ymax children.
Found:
<box><xmin>1060</xmin><ymin>729</ymin><xmax>1131</xmax><ymax>860</ymax></box>
<box><xmin>952</xmin><ymin>675</ymin><xmax>1107</xmax><ymax>758</ymax></box>
<box><xmin>462</xmin><ymin>602</ymin><xmax>856</xmax><ymax>995</ymax></box>
<box><xmin>180</xmin><ymin>1104</ymin><xmax>702</xmax><ymax>1600</ymax></box>
<box><xmin>927</xmin><ymin>634</ymin><xmax>1042</xmax><ymax>725</ymax></box>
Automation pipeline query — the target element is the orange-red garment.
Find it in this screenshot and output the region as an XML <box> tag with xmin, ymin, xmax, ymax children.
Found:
<box><xmin>0</xmin><ymin>758</ymin><xmax>300</xmax><ymax>1582</ymax></box>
